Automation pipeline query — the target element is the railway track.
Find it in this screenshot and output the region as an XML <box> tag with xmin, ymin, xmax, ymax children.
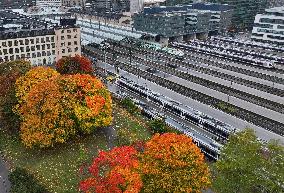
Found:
<box><xmin>112</xmin><ymin>48</ymin><xmax>284</xmax><ymax>114</ymax></box>
<box><xmin>172</xmin><ymin>44</ymin><xmax>284</xmax><ymax>81</ymax></box>
<box><xmin>102</xmin><ymin>56</ymin><xmax>284</xmax><ymax>136</ymax></box>
<box><xmin>112</xmin><ymin>42</ymin><xmax>284</xmax><ymax>96</ymax></box>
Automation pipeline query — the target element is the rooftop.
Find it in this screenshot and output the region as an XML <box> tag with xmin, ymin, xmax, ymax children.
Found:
<box><xmin>143</xmin><ymin>3</ymin><xmax>233</xmax><ymax>15</ymax></box>
<box><xmin>265</xmin><ymin>6</ymin><xmax>284</xmax><ymax>14</ymax></box>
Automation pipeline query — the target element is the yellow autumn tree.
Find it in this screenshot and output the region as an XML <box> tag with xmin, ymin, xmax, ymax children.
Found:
<box><xmin>17</xmin><ymin>71</ymin><xmax>112</xmax><ymax>148</ymax></box>
<box><xmin>141</xmin><ymin>133</ymin><xmax>211</xmax><ymax>193</ymax></box>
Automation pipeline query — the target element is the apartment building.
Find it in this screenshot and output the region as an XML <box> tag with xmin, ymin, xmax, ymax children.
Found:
<box><xmin>36</xmin><ymin>0</ymin><xmax>62</xmax><ymax>7</ymax></box>
<box><xmin>0</xmin><ymin>11</ymin><xmax>81</xmax><ymax>66</ymax></box>
<box><xmin>207</xmin><ymin>0</ymin><xmax>267</xmax><ymax>30</ymax></box>
<box><xmin>251</xmin><ymin>6</ymin><xmax>284</xmax><ymax>45</ymax></box>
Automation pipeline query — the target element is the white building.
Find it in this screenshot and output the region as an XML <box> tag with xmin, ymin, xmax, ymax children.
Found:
<box><xmin>251</xmin><ymin>7</ymin><xmax>284</xmax><ymax>45</ymax></box>
<box><xmin>0</xmin><ymin>11</ymin><xmax>81</xmax><ymax>66</ymax></box>
<box><xmin>130</xmin><ymin>0</ymin><xmax>144</xmax><ymax>15</ymax></box>
<box><xmin>36</xmin><ymin>0</ymin><xmax>62</xmax><ymax>7</ymax></box>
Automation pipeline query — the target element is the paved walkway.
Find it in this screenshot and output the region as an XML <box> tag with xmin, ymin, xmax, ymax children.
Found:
<box><xmin>0</xmin><ymin>158</ymin><xmax>10</xmax><ymax>193</ymax></box>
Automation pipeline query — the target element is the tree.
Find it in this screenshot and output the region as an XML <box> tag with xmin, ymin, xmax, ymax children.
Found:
<box><xmin>141</xmin><ymin>133</ymin><xmax>211</xmax><ymax>193</ymax></box>
<box><xmin>0</xmin><ymin>60</ymin><xmax>31</xmax><ymax>132</ymax></box>
<box><xmin>55</xmin><ymin>55</ymin><xmax>93</xmax><ymax>75</ymax></box>
<box><xmin>15</xmin><ymin>66</ymin><xmax>59</xmax><ymax>110</ymax></box>
<box><xmin>18</xmin><ymin>73</ymin><xmax>112</xmax><ymax>148</ymax></box>
<box><xmin>79</xmin><ymin>146</ymin><xmax>143</xmax><ymax>193</ymax></box>
<box><xmin>212</xmin><ymin>129</ymin><xmax>284</xmax><ymax>193</ymax></box>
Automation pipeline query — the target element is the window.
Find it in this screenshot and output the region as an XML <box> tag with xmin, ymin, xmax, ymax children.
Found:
<box><xmin>67</xmin><ymin>35</ymin><xmax>71</xmax><ymax>39</ymax></box>
<box><xmin>42</xmin><ymin>45</ymin><xmax>45</xmax><ymax>50</ymax></box>
<box><xmin>20</xmin><ymin>40</ymin><xmax>24</xmax><ymax>45</ymax></box>
<box><xmin>8</xmin><ymin>41</ymin><xmax>12</xmax><ymax>47</ymax></box>
<box><xmin>36</xmin><ymin>45</ymin><xmax>40</xmax><ymax>50</ymax></box>
<box><xmin>2</xmin><ymin>42</ymin><xmax>7</xmax><ymax>47</ymax></box>
<box><xmin>31</xmin><ymin>46</ymin><xmax>35</xmax><ymax>51</ymax></box>
<box><xmin>62</xmin><ymin>49</ymin><xmax>65</xmax><ymax>53</ymax></box>
<box><xmin>73</xmin><ymin>29</ymin><xmax>77</xmax><ymax>32</ymax></box>
<box><xmin>47</xmin><ymin>44</ymin><xmax>51</xmax><ymax>49</ymax></box>
<box><xmin>25</xmin><ymin>39</ymin><xmax>29</xmax><ymax>45</ymax></box>
<box><xmin>30</xmin><ymin>39</ymin><xmax>34</xmax><ymax>44</ymax></box>
<box><xmin>9</xmin><ymin>48</ymin><xmax>13</xmax><ymax>54</ymax></box>
<box><xmin>20</xmin><ymin>47</ymin><xmax>24</xmax><ymax>52</ymax></box>
<box><xmin>51</xmin><ymin>37</ymin><xmax>54</xmax><ymax>42</ymax></box>
<box><xmin>74</xmin><ymin>41</ymin><xmax>78</xmax><ymax>45</ymax></box>
<box><xmin>61</xmin><ymin>36</ymin><xmax>65</xmax><ymax>40</ymax></box>
<box><xmin>61</xmin><ymin>29</ymin><xmax>65</xmax><ymax>33</ymax></box>
<box><xmin>46</xmin><ymin>37</ymin><xmax>50</xmax><ymax>42</ymax></box>
<box><xmin>67</xmin><ymin>29</ymin><xmax>71</xmax><ymax>33</ymax></box>
<box><xmin>36</xmin><ymin>38</ymin><xmax>40</xmax><ymax>44</ymax></box>
<box><xmin>75</xmin><ymin>47</ymin><xmax>79</xmax><ymax>52</ymax></box>
<box><xmin>14</xmin><ymin>40</ymin><xmax>18</xmax><ymax>46</ymax></box>
<box><xmin>10</xmin><ymin>55</ymin><xmax>14</xmax><ymax>61</ymax></box>
<box><xmin>68</xmin><ymin>42</ymin><xmax>71</xmax><ymax>46</ymax></box>
<box><xmin>41</xmin><ymin>38</ymin><xmax>45</xmax><ymax>43</ymax></box>
<box><xmin>15</xmin><ymin>48</ymin><xmax>19</xmax><ymax>53</ymax></box>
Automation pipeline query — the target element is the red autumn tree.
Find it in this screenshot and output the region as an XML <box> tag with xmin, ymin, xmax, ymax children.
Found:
<box><xmin>141</xmin><ymin>133</ymin><xmax>211</xmax><ymax>193</ymax></box>
<box><xmin>79</xmin><ymin>146</ymin><xmax>143</xmax><ymax>193</ymax></box>
<box><xmin>56</xmin><ymin>55</ymin><xmax>93</xmax><ymax>75</ymax></box>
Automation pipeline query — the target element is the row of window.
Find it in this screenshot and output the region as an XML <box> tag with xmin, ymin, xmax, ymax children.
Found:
<box><xmin>257</xmin><ymin>28</ymin><xmax>284</xmax><ymax>35</ymax></box>
<box><xmin>0</xmin><ymin>37</ymin><xmax>55</xmax><ymax>47</ymax></box>
<box><xmin>0</xmin><ymin>51</ymin><xmax>56</xmax><ymax>62</ymax></box>
<box><xmin>61</xmin><ymin>28</ymin><xmax>78</xmax><ymax>34</ymax></box>
<box><xmin>0</xmin><ymin>44</ymin><xmax>56</xmax><ymax>55</ymax></box>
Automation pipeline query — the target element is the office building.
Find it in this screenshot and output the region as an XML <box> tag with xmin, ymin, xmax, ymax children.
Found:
<box><xmin>0</xmin><ymin>11</ymin><xmax>81</xmax><ymax>66</ymax></box>
<box><xmin>267</xmin><ymin>0</ymin><xmax>284</xmax><ymax>8</ymax></box>
<box><xmin>207</xmin><ymin>0</ymin><xmax>267</xmax><ymax>30</ymax></box>
<box><xmin>251</xmin><ymin>6</ymin><xmax>284</xmax><ymax>45</ymax></box>
<box><xmin>85</xmin><ymin>0</ymin><xmax>130</xmax><ymax>12</ymax></box>
<box><xmin>62</xmin><ymin>0</ymin><xmax>86</xmax><ymax>7</ymax></box>
<box><xmin>133</xmin><ymin>3</ymin><xmax>232</xmax><ymax>44</ymax></box>
<box><xmin>0</xmin><ymin>0</ymin><xmax>35</xmax><ymax>8</ymax></box>
<box><xmin>36</xmin><ymin>0</ymin><xmax>62</xmax><ymax>7</ymax></box>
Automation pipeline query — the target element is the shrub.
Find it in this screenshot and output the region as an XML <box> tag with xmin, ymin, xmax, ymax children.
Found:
<box><xmin>120</xmin><ymin>97</ymin><xmax>139</xmax><ymax>114</ymax></box>
<box><xmin>149</xmin><ymin>118</ymin><xmax>166</xmax><ymax>134</ymax></box>
<box><xmin>9</xmin><ymin>167</ymin><xmax>48</xmax><ymax>193</ymax></box>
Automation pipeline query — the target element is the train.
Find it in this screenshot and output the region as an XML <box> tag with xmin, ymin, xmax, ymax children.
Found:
<box><xmin>116</xmin><ymin>78</ymin><xmax>237</xmax><ymax>139</ymax></box>
<box><xmin>115</xmin><ymin>77</ymin><xmax>233</xmax><ymax>160</ymax></box>
<box><xmin>172</xmin><ymin>42</ymin><xmax>276</xmax><ymax>69</ymax></box>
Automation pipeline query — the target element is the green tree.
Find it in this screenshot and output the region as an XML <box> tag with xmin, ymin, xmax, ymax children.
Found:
<box><xmin>212</xmin><ymin>129</ymin><xmax>284</xmax><ymax>193</ymax></box>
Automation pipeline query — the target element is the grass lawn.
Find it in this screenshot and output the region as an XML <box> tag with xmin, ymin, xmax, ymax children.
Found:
<box><xmin>0</xmin><ymin>102</ymin><xmax>153</xmax><ymax>193</ymax></box>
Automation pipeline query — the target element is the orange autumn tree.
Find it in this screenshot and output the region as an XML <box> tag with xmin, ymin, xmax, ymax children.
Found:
<box><xmin>16</xmin><ymin>68</ymin><xmax>112</xmax><ymax>148</ymax></box>
<box><xmin>15</xmin><ymin>66</ymin><xmax>59</xmax><ymax>110</ymax></box>
<box><xmin>56</xmin><ymin>55</ymin><xmax>93</xmax><ymax>75</ymax></box>
<box><xmin>80</xmin><ymin>146</ymin><xmax>143</xmax><ymax>193</ymax></box>
<box><xmin>141</xmin><ymin>133</ymin><xmax>211</xmax><ymax>193</ymax></box>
